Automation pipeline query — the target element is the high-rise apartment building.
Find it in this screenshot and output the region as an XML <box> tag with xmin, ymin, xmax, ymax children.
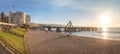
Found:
<box><xmin>9</xmin><ymin>11</ymin><xmax>29</xmax><ymax>25</ymax></box>
<box><xmin>0</xmin><ymin>12</ymin><xmax>7</xmax><ymax>22</ymax></box>
<box><xmin>9</xmin><ymin>11</ymin><xmax>15</xmax><ymax>23</ymax></box>
<box><xmin>26</xmin><ymin>15</ymin><xmax>31</xmax><ymax>24</ymax></box>
<box><xmin>0</xmin><ymin>11</ymin><xmax>31</xmax><ymax>25</ymax></box>
<box><xmin>15</xmin><ymin>11</ymin><xmax>26</xmax><ymax>24</ymax></box>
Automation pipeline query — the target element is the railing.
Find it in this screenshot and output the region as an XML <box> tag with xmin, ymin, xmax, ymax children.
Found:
<box><xmin>0</xmin><ymin>35</ymin><xmax>21</xmax><ymax>54</ymax></box>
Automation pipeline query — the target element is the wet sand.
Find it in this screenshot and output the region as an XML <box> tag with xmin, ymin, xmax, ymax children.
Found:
<box><xmin>25</xmin><ymin>30</ymin><xmax>120</xmax><ymax>54</ymax></box>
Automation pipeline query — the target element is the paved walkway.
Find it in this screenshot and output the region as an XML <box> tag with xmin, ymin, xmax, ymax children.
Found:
<box><xmin>0</xmin><ymin>42</ymin><xmax>11</xmax><ymax>54</ymax></box>
<box><xmin>25</xmin><ymin>30</ymin><xmax>120</xmax><ymax>54</ymax></box>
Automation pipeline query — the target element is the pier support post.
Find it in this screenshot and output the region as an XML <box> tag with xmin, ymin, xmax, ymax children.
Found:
<box><xmin>78</xmin><ymin>28</ymin><xmax>81</xmax><ymax>31</ymax></box>
<box><xmin>56</xmin><ymin>27</ymin><xmax>61</xmax><ymax>32</ymax></box>
<box><xmin>48</xmin><ymin>27</ymin><xmax>51</xmax><ymax>31</ymax></box>
<box><xmin>64</xmin><ymin>27</ymin><xmax>67</xmax><ymax>31</ymax></box>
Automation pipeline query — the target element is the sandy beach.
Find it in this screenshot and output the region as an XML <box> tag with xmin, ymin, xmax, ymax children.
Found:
<box><xmin>25</xmin><ymin>30</ymin><xmax>120</xmax><ymax>54</ymax></box>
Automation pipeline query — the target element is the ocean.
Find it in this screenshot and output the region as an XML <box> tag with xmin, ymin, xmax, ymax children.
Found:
<box><xmin>46</xmin><ymin>27</ymin><xmax>120</xmax><ymax>41</ymax></box>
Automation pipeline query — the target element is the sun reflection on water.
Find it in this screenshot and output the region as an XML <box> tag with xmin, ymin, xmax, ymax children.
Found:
<box><xmin>102</xmin><ymin>26</ymin><xmax>107</xmax><ymax>32</ymax></box>
<box><xmin>102</xmin><ymin>32</ymin><xmax>108</xmax><ymax>39</ymax></box>
<box><xmin>102</xmin><ymin>26</ymin><xmax>108</xmax><ymax>39</ymax></box>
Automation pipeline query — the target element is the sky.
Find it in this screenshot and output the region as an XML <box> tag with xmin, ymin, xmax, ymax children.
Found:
<box><xmin>0</xmin><ymin>0</ymin><xmax>120</xmax><ymax>27</ymax></box>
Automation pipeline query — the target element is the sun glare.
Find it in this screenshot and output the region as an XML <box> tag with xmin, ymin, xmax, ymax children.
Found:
<box><xmin>99</xmin><ymin>14</ymin><xmax>110</xmax><ymax>39</ymax></box>
<box><xmin>102</xmin><ymin>32</ymin><xmax>108</xmax><ymax>39</ymax></box>
<box><xmin>102</xmin><ymin>26</ymin><xmax>108</xmax><ymax>39</ymax></box>
<box><xmin>102</xmin><ymin>26</ymin><xmax>107</xmax><ymax>31</ymax></box>
<box><xmin>100</xmin><ymin>15</ymin><xmax>110</xmax><ymax>25</ymax></box>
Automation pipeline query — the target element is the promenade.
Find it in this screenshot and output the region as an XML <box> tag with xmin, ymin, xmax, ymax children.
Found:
<box><xmin>25</xmin><ymin>30</ymin><xmax>120</xmax><ymax>54</ymax></box>
<box><xmin>0</xmin><ymin>42</ymin><xmax>11</xmax><ymax>54</ymax></box>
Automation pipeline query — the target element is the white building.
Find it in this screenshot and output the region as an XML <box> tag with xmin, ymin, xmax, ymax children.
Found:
<box><xmin>26</xmin><ymin>15</ymin><xmax>31</xmax><ymax>24</ymax></box>
<box><xmin>9</xmin><ymin>11</ymin><xmax>15</xmax><ymax>23</ymax></box>
<box><xmin>9</xmin><ymin>11</ymin><xmax>30</xmax><ymax>25</ymax></box>
<box><xmin>16</xmin><ymin>11</ymin><xmax>26</xmax><ymax>24</ymax></box>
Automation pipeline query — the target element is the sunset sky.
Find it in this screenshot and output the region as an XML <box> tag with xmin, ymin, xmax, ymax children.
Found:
<box><xmin>0</xmin><ymin>0</ymin><xmax>120</xmax><ymax>27</ymax></box>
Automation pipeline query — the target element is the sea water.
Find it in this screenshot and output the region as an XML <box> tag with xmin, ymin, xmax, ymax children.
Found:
<box><xmin>48</xmin><ymin>27</ymin><xmax>120</xmax><ymax>41</ymax></box>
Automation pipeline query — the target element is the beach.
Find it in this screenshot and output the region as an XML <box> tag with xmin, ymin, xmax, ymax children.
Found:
<box><xmin>25</xmin><ymin>30</ymin><xmax>120</xmax><ymax>54</ymax></box>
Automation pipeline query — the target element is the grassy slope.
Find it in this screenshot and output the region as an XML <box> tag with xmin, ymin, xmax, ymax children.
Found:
<box><xmin>9</xmin><ymin>28</ymin><xmax>26</xmax><ymax>37</ymax></box>
<box><xmin>0</xmin><ymin>28</ymin><xmax>26</xmax><ymax>54</ymax></box>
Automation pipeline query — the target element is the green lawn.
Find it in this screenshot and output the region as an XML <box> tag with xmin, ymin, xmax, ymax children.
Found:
<box><xmin>0</xmin><ymin>28</ymin><xmax>27</xmax><ymax>54</ymax></box>
<box><xmin>8</xmin><ymin>28</ymin><xmax>26</xmax><ymax>37</ymax></box>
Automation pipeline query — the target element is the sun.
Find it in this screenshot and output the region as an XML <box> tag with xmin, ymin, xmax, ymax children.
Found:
<box><xmin>99</xmin><ymin>14</ymin><xmax>111</xmax><ymax>39</ymax></box>
<box><xmin>100</xmin><ymin>15</ymin><xmax>111</xmax><ymax>25</ymax></box>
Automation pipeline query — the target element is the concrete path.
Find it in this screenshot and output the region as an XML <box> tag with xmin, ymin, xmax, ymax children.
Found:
<box><xmin>25</xmin><ymin>30</ymin><xmax>120</xmax><ymax>54</ymax></box>
<box><xmin>0</xmin><ymin>42</ymin><xmax>11</xmax><ymax>54</ymax></box>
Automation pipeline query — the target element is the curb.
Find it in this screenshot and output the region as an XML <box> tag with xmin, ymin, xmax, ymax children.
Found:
<box><xmin>24</xmin><ymin>31</ymin><xmax>31</xmax><ymax>54</ymax></box>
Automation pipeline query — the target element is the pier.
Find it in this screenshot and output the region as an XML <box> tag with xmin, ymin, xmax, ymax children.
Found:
<box><xmin>44</xmin><ymin>21</ymin><xmax>97</xmax><ymax>32</ymax></box>
<box><xmin>44</xmin><ymin>26</ymin><xmax>97</xmax><ymax>32</ymax></box>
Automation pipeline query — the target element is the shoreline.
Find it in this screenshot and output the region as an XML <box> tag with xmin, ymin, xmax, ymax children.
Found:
<box><xmin>53</xmin><ymin>31</ymin><xmax>120</xmax><ymax>43</ymax></box>
<box><xmin>54</xmin><ymin>31</ymin><xmax>120</xmax><ymax>41</ymax></box>
<box><xmin>66</xmin><ymin>33</ymin><xmax>120</xmax><ymax>41</ymax></box>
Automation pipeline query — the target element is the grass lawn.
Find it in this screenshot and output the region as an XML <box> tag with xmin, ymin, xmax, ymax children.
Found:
<box><xmin>8</xmin><ymin>28</ymin><xmax>26</xmax><ymax>37</ymax></box>
<box><xmin>0</xmin><ymin>28</ymin><xmax>26</xmax><ymax>54</ymax></box>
